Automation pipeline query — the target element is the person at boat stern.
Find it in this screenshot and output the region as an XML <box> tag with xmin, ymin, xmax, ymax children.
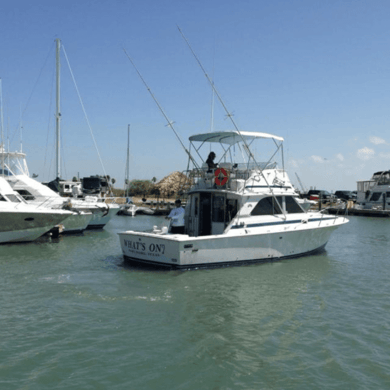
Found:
<box><xmin>166</xmin><ymin>199</ymin><xmax>185</xmax><ymax>234</ymax></box>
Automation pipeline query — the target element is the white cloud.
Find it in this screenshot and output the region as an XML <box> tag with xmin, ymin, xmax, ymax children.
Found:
<box><xmin>336</xmin><ymin>153</ymin><xmax>344</xmax><ymax>162</ymax></box>
<box><xmin>310</xmin><ymin>155</ymin><xmax>325</xmax><ymax>163</ymax></box>
<box><xmin>357</xmin><ymin>147</ymin><xmax>375</xmax><ymax>161</ymax></box>
<box><xmin>289</xmin><ymin>159</ymin><xmax>299</xmax><ymax>168</ymax></box>
<box><xmin>369</xmin><ymin>136</ymin><xmax>386</xmax><ymax>145</ymax></box>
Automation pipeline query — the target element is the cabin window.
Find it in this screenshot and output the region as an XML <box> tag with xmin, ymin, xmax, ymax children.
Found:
<box><xmin>6</xmin><ymin>194</ymin><xmax>21</xmax><ymax>203</ymax></box>
<box><xmin>212</xmin><ymin>195</ymin><xmax>225</xmax><ymax>223</ymax></box>
<box><xmin>370</xmin><ymin>192</ymin><xmax>382</xmax><ymax>201</ymax></box>
<box><xmin>386</xmin><ymin>192</ymin><xmax>390</xmax><ymax>198</ymax></box>
<box><xmin>16</xmin><ymin>189</ymin><xmax>35</xmax><ymax>201</ymax></box>
<box><xmin>285</xmin><ymin>196</ymin><xmax>303</xmax><ymax>213</ymax></box>
<box><xmin>0</xmin><ymin>194</ymin><xmax>6</xmax><ymax>201</ymax></box>
<box><xmin>251</xmin><ymin>197</ymin><xmax>282</xmax><ymax>216</ymax></box>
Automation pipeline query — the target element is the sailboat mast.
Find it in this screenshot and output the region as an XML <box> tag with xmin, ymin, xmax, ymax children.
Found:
<box><xmin>55</xmin><ymin>38</ymin><xmax>61</xmax><ymax>179</ymax></box>
<box><xmin>0</xmin><ymin>78</ymin><xmax>4</xmax><ymax>177</ymax></box>
<box><xmin>126</xmin><ymin>124</ymin><xmax>130</xmax><ymax>197</ymax></box>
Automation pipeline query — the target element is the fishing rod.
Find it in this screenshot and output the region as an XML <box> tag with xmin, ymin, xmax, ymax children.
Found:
<box><xmin>177</xmin><ymin>26</ymin><xmax>286</xmax><ymax>216</ymax></box>
<box><xmin>123</xmin><ymin>48</ymin><xmax>199</xmax><ymax>170</ymax></box>
<box><xmin>177</xmin><ymin>26</ymin><xmax>254</xmax><ymax>161</ymax></box>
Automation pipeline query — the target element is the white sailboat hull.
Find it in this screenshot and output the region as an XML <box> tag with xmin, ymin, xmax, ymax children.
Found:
<box><xmin>119</xmin><ymin>216</ymin><xmax>347</xmax><ymax>269</ymax></box>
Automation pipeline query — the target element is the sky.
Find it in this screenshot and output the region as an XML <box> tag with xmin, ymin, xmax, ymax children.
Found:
<box><xmin>1</xmin><ymin>0</ymin><xmax>390</xmax><ymax>192</ymax></box>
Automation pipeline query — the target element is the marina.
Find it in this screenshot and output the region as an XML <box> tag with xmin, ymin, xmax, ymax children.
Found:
<box><xmin>2</xmin><ymin>3</ymin><xmax>390</xmax><ymax>388</ymax></box>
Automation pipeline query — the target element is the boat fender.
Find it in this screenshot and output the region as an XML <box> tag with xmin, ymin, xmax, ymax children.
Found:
<box><xmin>215</xmin><ymin>168</ymin><xmax>229</xmax><ymax>186</ymax></box>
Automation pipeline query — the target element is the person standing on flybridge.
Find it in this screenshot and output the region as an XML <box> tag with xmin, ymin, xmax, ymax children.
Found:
<box><xmin>166</xmin><ymin>199</ymin><xmax>185</xmax><ymax>234</ymax></box>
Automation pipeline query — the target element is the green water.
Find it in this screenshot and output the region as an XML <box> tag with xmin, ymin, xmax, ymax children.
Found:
<box><xmin>1</xmin><ymin>215</ymin><xmax>389</xmax><ymax>389</ymax></box>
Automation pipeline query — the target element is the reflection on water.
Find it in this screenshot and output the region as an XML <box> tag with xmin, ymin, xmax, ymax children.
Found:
<box><xmin>1</xmin><ymin>215</ymin><xmax>390</xmax><ymax>389</ymax></box>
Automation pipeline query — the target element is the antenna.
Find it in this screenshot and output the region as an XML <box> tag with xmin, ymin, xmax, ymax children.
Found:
<box><xmin>123</xmin><ymin>48</ymin><xmax>199</xmax><ymax>169</ymax></box>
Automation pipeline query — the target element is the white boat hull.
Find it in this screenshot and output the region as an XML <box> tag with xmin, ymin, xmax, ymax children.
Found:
<box><xmin>86</xmin><ymin>204</ymin><xmax>119</xmax><ymax>229</ymax></box>
<box><xmin>0</xmin><ymin>209</ymin><xmax>71</xmax><ymax>244</ymax></box>
<box><xmin>119</xmin><ymin>216</ymin><xmax>347</xmax><ymax>269</ymax></box>
<box><xmin>62</xmin><ymin>212</ymin><xmax>93</xmax><ymax>233</ymax></box>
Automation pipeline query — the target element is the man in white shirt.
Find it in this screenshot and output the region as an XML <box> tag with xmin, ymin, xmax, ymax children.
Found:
<box><xmin>166</xmin><ymin>199</ymin><xmax>185</xmax><ymax>234</ymax></box>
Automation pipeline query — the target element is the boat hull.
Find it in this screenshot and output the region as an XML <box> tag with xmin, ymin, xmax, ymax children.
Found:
<box><xmin>0</xmin><ymin>210</ymin><xmax>71</xmax><ymax>243</ymax></box>
<box><xmin>119</xmin><ymin>217</ymin><xmax>347</xmax><ymax>269</ymax></box>
<box><xmin>62</xmin><ymin>212</ymin><xmax>93</xmax><ymax>233</ymax></box>
<box><xmin>85</xmin><ymin>204</ymin><xmax>119</xmax><ymax>229</ymax></box>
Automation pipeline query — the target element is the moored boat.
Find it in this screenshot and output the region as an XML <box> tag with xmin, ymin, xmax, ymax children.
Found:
<box><xmin>356</xmin><ymin>170</ymin><xmax>390</xmax><ymax>210</ymax></box>
<box><xmin>0</xmin><ymin>177</ymin><xmax>72</xmax><ymax>243</ymax></box>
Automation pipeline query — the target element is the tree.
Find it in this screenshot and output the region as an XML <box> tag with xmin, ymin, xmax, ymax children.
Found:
<box><xmin>127</xmin><ymin>180</ymin><xmax>153</xmax><ymax>196</ymax></box>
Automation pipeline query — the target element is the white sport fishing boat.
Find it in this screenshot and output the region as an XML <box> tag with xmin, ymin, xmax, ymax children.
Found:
<box><xmin>0</xmin><ymin>149</ymin><xmax>114</xmax><ymax>232</ymax></box>
<box><xmin>119</xmin><ymin>130</ymin><xmax>349</xmax><ymax>269</ymax></box>
<box><xmin>0</xmin><ymin>177</ymin><xmax>72</xmax><ymax>243</ymax></box>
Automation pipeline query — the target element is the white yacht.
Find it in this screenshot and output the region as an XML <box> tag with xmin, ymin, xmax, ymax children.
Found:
<box><xmin>356</xmin><ymin>170</ymin><xmax>390</xmax><ymax>210</ymax></box>
<box><xmin>0</xmin><ymin>177</ymin><xmax>72</xmax><ymax>243</ymax></box>
<box><xmin>119</xmin><ymin>131</ymin><xmax>348</xmax><ymax>269</ymax></box>
<box><xmin>0</xmin><ymin>149</ymin><xmax>116</xmax><ymax>232</ymax></box>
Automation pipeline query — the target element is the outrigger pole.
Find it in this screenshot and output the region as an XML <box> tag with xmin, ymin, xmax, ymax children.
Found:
<box><xmin>177</xmin><ymin>26</ymin><xmax>255</xmax><ymax>162</ymax></box>
<box><xmin>177</xmin><ymin>27</ymin><xmax>286</xmax><ymax>216</ymax></box>
<box><xmin>123</xmin><ymin>49</ymin><xmax>199</xmax><ymax>170</ymax></box>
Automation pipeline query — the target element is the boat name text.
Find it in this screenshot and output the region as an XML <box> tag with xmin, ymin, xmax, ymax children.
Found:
<box><xmin>124</xmin><ymin>239</ymin><xmax>165</xmax><ymax>255</ymax></box>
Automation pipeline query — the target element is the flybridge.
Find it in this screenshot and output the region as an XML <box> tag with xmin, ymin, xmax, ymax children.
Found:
<box><xmin>189</xmin><ymin>131</ymin><xmax>284</xmax><ymax>144</ymax></box>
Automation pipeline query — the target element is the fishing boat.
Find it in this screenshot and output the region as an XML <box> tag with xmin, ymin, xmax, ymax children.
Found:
<box><xmin>0</xmin><ymin>148</ymin><xmax>117</xmax><ymax>232</ymax></box>
<box><xmin>0</xmin><ymin>177</ymin><xmax>72</xmax><ymax>243</ymax></box>
<box><xmin>119</xmin><ymin>130</ymin><xmax>349</xmax><ymax>269</ymax></box>
<box><xmin>120</xmin><ymin>30</ymin><xmax>348</xmax><ymax>268</ymax></box>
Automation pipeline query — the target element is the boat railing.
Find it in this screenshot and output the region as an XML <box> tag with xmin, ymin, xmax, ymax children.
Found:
<box><xmin>187</xmin><ymin>162</ymin><xmax>277</xmax><ymax>191</ymax></box>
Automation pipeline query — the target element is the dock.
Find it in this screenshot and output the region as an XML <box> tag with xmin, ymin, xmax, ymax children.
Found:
<box><xmin>327</xmin><ymin>207</ymin><xmax>390</xmax><ymax>218</ymax></box>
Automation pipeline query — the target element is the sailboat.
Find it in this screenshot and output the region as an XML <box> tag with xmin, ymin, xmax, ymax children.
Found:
<box><xmin>4</xmin><ymin>39</ymin><xmax>119</xmax><ymax>230</ymax></box>
<box><xmin>0</xmin><ymin>80</ymin><xmax>74</xmax><ymax>242</ymax></box>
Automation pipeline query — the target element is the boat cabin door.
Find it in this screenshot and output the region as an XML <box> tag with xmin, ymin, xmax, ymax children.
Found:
<box><xmin>188</xmin><ymin>192</ymin><xmax>213</xmax><ymax>237</ymax></box>
<box><xmin>188</xmin><ymin>193</ymin><xmax>237</xmax><ymax>237</ymax></box>
<box><xmin>198</xmin><ymin>193</ymin><xmax>227</xmax><ymax>236</ymax></box>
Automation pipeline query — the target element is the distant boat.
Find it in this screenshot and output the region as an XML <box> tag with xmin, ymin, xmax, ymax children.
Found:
<box><xmin>0</xmin><ymin>148</ymin><xmax>116</xmax><ymax>232</ymax></box>
<box><xmin>356</xmin><ymin>170</ymin><xmax>390</xmax><ymax>210</ymax></box>
<box><xmin>0</xmin><ymin>177</ymin><xmax>72</xmax><ymax>243</ymax></box>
